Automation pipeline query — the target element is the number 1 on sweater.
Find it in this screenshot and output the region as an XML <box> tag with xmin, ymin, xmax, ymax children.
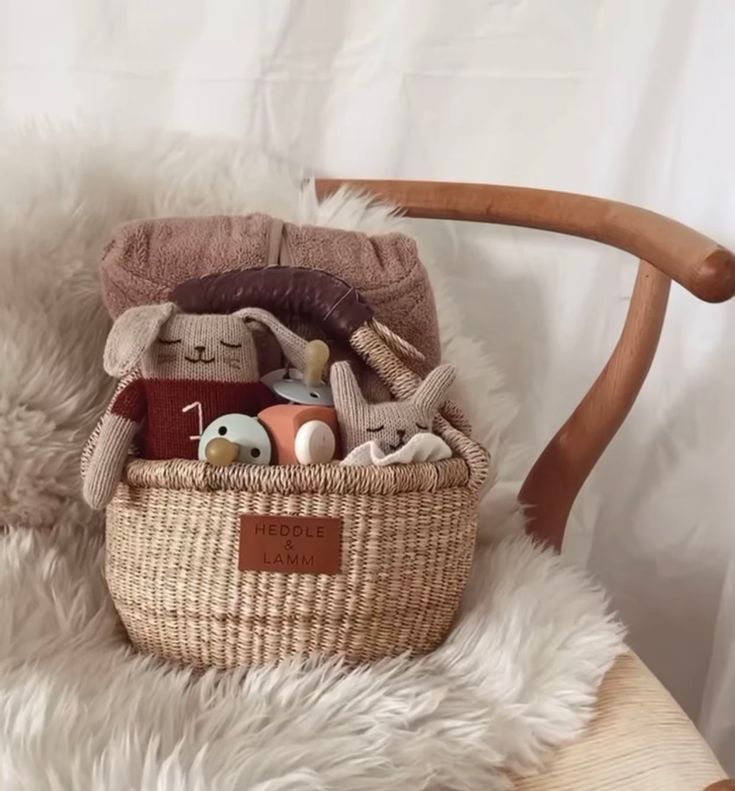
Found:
<box><xmin>182</xmin><ymin>401</ymin><xmax>203</xmax><ymax>440</ymax></box>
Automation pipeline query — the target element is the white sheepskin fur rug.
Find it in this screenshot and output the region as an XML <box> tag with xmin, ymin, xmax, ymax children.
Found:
<box><xmin>0</xmin><ymin>129</ymin><xmax>624</xmax><ymax>791</ymax></box>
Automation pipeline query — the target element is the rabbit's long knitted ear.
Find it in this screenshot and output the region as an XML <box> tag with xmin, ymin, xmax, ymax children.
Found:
<box><xmin>104</xmin><ymin>302</ymin><xmax>176</xmax><ymax>377</ymax></box>
<box><xmin>329</xmin><ymin>361</ymin><xmax>368</xmax><ymax>453</ymax></box>
<box><xmin>234</xmin><ymin>307</ymin><xmax>307</xmax><ymax>370</ymax></box>
<box><xmin>412</xmin><ymin>364</ymin><xmax>456</xmax><ymax>414</ymax></box>
<box><xmin>329</xmin><ymin>361</ymin><xmax>365</xmax><ymax>412</ymax></box>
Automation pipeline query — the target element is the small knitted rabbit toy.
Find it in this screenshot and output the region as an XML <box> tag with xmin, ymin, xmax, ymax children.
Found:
<box><xmin>330</xmin><ymin>361</ymin><xmax>455</xmax><ymax>455</ymax></box>
<box><xmin>82</xmin><ymin>303</ymin><xmax>307</xmax><ymax>509</ymax></box>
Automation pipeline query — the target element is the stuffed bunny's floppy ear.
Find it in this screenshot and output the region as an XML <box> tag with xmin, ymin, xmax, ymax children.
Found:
<box><xmin>104</xmin><ymin>302</ymin><xmax>176</xmax><ymax>377</ymax></box>
<box><xmin>234</xmin><ymin>307</ymin><xmax>308</xmax><ymax>371</ymax></box>
<box><xmin>329</xmin><ymin>361</ymin><xmax>366</xmax><ymax>412</ymax></box>
<box><xmin>412</xmin><ymin>364</ymin><xmax>456</xmax><ymax>414</ymax></box>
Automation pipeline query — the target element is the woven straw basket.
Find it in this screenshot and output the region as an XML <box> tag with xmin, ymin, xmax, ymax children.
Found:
<box><xmin>104</xmin><ymin>277</ymin><xmax>489</xmax><ymax>669</ymax></box>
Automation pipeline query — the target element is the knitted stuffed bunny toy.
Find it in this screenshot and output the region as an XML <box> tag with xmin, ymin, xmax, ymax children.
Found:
<box><xmin>82</xmin><ymin>303</ymin><xmax>307</xmax><ymax>509</ymax></box>
<box><xmin>330</xmin><ymin>361</ymin><xmax>455</xmax><ymax>454</ymax></box>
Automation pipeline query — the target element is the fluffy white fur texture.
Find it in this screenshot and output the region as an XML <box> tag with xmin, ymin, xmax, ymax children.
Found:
<box><xmin>0</xmin><ymin>129</ymin><xmax>624</xmax><ymax>790</ymax></box>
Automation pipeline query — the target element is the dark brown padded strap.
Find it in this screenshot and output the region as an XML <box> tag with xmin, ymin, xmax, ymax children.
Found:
<box><xmin>170</xmin><ymin>266</ymin><xmax>374</xmax><ymax>341</ymax></box>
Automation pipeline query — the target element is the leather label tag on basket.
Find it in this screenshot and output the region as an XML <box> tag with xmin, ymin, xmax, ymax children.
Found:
<box><xmin>239</xmin><ymin>514</ymin><xmax>342</xmax><ymax>575</ymax></box>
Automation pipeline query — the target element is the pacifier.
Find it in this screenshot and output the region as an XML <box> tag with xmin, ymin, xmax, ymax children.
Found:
<box><xmin>262</xmin><ymin>339</ymin><xmax>333</xmax><ymax>405</ymax></box>
<box><xmin>198</xmin><ymin>414</ymin><xmax>272</xmax><ymax>466</ymax></box>
<box><xmin>259</xmin><ymin>339</ymin><xmax>340</xmax><ymax>463</ymax></box>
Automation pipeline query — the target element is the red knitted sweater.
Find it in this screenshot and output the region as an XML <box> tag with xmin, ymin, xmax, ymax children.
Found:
<box><xmin>111</xmin><ymin>377</ymin><xmax>276</xmax><ymax>460</ymax></box>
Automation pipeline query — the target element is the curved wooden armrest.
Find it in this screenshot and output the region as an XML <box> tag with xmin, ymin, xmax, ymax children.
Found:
<box><xmin>315</xmin><ymin>178</ymin><xmax>735</xmax><ymax>550</ymax></box>
<box><xmin>315</xmin><ymin>179</ymin><xmax>735</xmax><ymax>303</ymax></box>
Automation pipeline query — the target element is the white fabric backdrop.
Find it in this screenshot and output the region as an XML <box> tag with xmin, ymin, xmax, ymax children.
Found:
<box><xmin>1</xmin><ymin>0</ymin><xmax>734</xmax><ymax>772</ymax></box>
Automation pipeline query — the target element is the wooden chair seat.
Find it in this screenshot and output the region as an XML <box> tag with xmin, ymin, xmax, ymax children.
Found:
<box><xmin>515</xmin><ymin>652</ymin><xmax>729</xmax><ymax>791</ymax></box>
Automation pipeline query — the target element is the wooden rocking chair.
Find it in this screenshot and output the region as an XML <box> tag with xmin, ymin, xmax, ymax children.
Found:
<box><xmin>315</xmin><ymin>179</ymin><xmax>734</xmax><ymax>791</ymax></box>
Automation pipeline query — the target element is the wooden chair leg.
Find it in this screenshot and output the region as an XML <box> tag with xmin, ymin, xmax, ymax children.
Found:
<box><xmin>518</xmin><ymin>260</ymin><xmax>671</xmax><ymax>550</ymax></box>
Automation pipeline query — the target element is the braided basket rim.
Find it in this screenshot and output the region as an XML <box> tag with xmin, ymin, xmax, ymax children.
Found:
<box><xmin>122</xmin><ymin>456</ymin><xmax>471</xmax><ymax>495</ymax></box>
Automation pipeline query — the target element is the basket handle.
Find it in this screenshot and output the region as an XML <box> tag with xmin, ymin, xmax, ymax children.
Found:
<box><xmin>172</xmin><ymin>266</ymin><xmax>432</xmax><ymax>366</ymax></box>
<box><xmin>172</xmin><ymin>267</ymin><xmax>375</xmax><ymax>347</ymax></box>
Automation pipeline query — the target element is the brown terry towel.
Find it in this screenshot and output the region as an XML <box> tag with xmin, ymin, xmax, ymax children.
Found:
<box><xmin>100</xmin><ymin>214</ymin><xmax>441</xmax><ymax>366</ymax></box>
